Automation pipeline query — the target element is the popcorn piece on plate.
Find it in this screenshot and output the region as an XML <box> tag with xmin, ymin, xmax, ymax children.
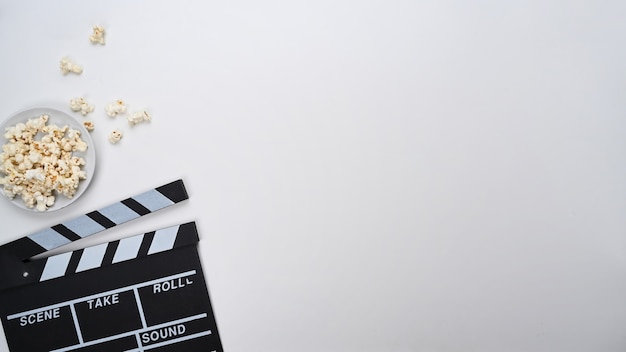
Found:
<box><xmin>70</xmin><ymin>97</ymin><xmax>95</xmax><ymax>116</ymax></box>
<box><xmin>60</xmin><ymin>57</ymin><xmax>83</xmax><ymax>75</ymax></box>
<box><xmin>108</xmin><ymin>129</ymin><xmax>123</xmax><ymax>144</ymax></box>
<box><xmin>89</xmin><ymin>25</ymin><xmax>106</xmax><ymax>45</ymax></box>
<box><xmin>127</xmin><ymin>110</ymin><xmax>151</xmax><ymax>126</ymax></box>
<box><xmin>105</xmin><ymin>100</ymin><xmax>127</xmax><ymax>117</ymax></box>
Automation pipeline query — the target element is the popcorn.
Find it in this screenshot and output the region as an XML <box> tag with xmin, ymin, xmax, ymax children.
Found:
<box><xmin>0</xmin><ymin>114</ymin><xmax>88</xmax><ymax>211</ymax></box>
<box><xmin>127</xmin><ymin>110</ymin><xmax>151</xmax><ymax>126</ymax></box>
<box><xmin>25</xmin><ymin>169</ymin><xmax>45</xmax><ymax>182</ymax></box>
<box><xmin>60</xmin><ymin>57</ymin><xmax>83</xmax><ymax>75</ymax></box>
<box><xmin>89</xmin><ymin>25</ymin><xmax>106</xmax><ymax>45</ymax></box>
<box><xmin>70</xmin><ymin>97</ymin><xmax>95</xmax><ymax>116</ymax></box>
<box><xmin>105</xmin><ymin>100</ymin><xmax>127</xmax><ymax>117</ymax></box>
<box><xmin>83</xmin><ymin>121</ymin><xmax>94</xmax><ymax>131</ymax></box>
<box><xmin>108</xmin><ymin>129</ymin><xmax>123</xmax><ymax>144</ymax></box>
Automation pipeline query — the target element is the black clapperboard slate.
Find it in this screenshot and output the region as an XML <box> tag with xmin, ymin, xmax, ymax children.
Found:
<box><xmin>0</xmin><ymin>180</ymin><xmax>224</xmax><ymax>352</ymax></box>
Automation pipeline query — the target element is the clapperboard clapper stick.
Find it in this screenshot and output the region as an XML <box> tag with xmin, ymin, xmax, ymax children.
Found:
<box><xmin>0</xmin><ymin>179</ymin><xmax>224</xmax><ymax>352</ymax></box>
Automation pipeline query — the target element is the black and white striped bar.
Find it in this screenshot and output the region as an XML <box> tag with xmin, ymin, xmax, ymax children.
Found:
<box><xmin>27</xmin><ymin>222</ymin><xmax>199</xmax><ymax>283</ymax></box>
<box><xmin>0</xmin><ymin>179</ymin><xmax>188</xmax><ymax>261</ymax></box>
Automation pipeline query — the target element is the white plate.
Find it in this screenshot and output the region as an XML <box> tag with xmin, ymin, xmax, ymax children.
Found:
<box><xmin>0</xmin><ymin>107</ymin><xmax>96</xmax><ymax>212</ymax></box>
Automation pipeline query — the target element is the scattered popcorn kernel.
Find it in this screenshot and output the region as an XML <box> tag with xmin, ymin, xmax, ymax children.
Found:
<box><xmin>70</xmin><ymin>97</ymin><xmax>95</xmax><ymax>116</ymax></box>
<box><xmin>89</xmin><ymin>25</ymin><xmax>106</xmax><ymax>45</ymax></box>
<box><xmin>83</xmin><ymin>121</ymin><xmax>95</xmax><ymax>131</ymax></box>
<box><xmin>0</xmin><ymin>114</ymin><xmax>89</xmax><ymax>211</ymax></box>
<box><xmin>105</xmin><ymin>100</ymin><xmax>127</xmax><ymax>117</ymax></box>
<box><xmin>108</xmin><ymin>129</ymin><xmax>123</xmax><ymax>144</ymax></box>
<box><xmin>60</xmin><ymin>57</ymin><xmax>83</xmax><ymax>75</ymax></box>
<box><xmin>127</xmin><ymin>110</ymin><xmax>151</xmax><ymax>126</ymax></box>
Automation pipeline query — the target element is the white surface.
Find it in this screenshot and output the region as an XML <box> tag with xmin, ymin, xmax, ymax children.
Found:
<box><xmin>1</xmin><ymin>1</ymin><xmax>625</xmax><ymax>351</ymax></box>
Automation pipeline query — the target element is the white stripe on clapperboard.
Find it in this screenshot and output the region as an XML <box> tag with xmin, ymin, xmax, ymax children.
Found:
<box><xmin>7</xmin><ymin>270</ymin><xmax>212</xmax><ymax>352</ymax></box>
<box><xmin>39</xmin><ymin>224</ymin><xmax>181</xmax><ymax>281</ymax></box>
<box><xmin>112</xmin><ymin>235</ymin><xmax>144</xmax><ymax>264</ymax></box>
<box><xmin>133</xmin><ymin>189</ymin><xmax>176</xmax><ymax>212</ymax></box>
<box><xmin>64</xmin><ymin>215</ymin><xmax>105</xmax><ymax>238</ymax></box>
<box><xmin>40</xmin><ymin>252</ymin><xmax>74</xmax><ymax>282</ymax></box>
<box><xmin>98</xmin><ymin>202</ymin><xmax>141</xmax><ymax>226</ymax></box>
<box><xmin>75</xmin><ymin>242</ymin><xmax>108</xmax><ymax>273</ymax></box>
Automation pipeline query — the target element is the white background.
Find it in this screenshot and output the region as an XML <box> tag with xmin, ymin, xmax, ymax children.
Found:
<box><xmin>1</xmin><ymin>1</ymin><xmax>625</xmax><ymax>351</ymax></box>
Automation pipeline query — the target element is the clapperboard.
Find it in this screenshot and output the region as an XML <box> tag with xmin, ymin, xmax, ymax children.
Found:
<box><xmin>0</xmin><ymin>179</ymin><xmax>223</xmax><ymax>352</ymax></box>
